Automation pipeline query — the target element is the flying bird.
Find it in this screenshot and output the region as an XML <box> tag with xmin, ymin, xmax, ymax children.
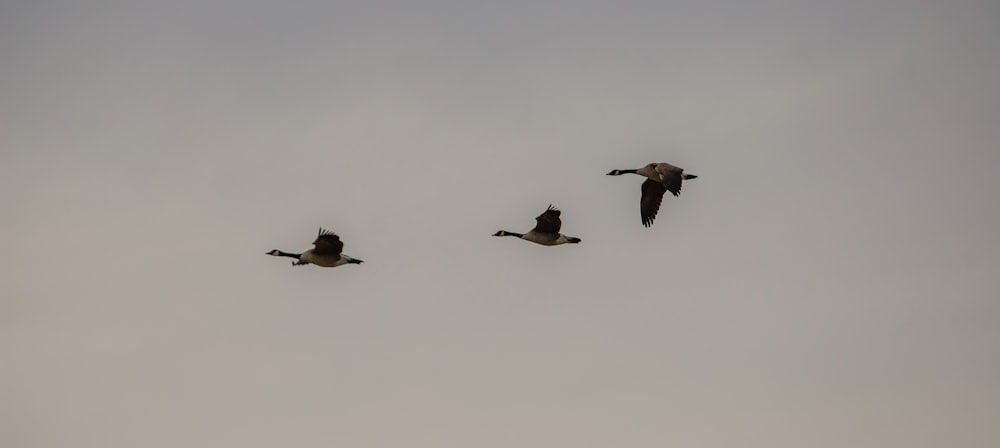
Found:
<box><xmin>493</xmin><ymin>204</ymin><xmax>582</xmax><ymax>246</ymax></box>
<box><xmin>607</xmin><ymin>162</ymin><xmax>698</xmax><ymax>227</ymax></box>
<box><xmin>267</xmin><ymin>228</ymin><xmax>363</xmax><ymax>267</ymax></box>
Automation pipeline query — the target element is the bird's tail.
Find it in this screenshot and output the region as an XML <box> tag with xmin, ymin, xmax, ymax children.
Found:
<box><xmin>684</xmin><ymin>174</ymin><xmax>698</xmax><ymax>180</ymax></box>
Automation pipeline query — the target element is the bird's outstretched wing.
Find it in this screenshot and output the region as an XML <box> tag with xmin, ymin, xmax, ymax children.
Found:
<box><xmin>533</xmin><ymin>204</ymin><xmax>563</xmax><ymax>234</ymax></box>
<box><xmin>312</xmin><ymin>228</ymin><xmax>345</xmax><ymax>255</ymax></box>
<box><xmin>655</xmin><ymin>163</ymin><xmax>685</xmax><ymax>197</ymax></box>
<box><xmin>640</xmin><ymin>179</ymin><xmax>667</xmax><ymax>227</ymax></box>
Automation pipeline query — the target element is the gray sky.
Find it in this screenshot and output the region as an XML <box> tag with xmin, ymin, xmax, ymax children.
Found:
<box><xmin>3</xmin><ymin>1</ymin><xmax>1000</xmax><ymax>447</ymax></box>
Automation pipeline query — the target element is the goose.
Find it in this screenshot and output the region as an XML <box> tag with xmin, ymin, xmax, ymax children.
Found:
<box><xmin>607</xmin><ymin>162</ymin><xmax>698</xmax><ymax>227</ymax></box>
<box><xmin>493</xmin><ymin>205</ymin><xmax>582</xmax><ymax>246</ymax></box>
<box><xmin>266</xmin><ymin>228</ymin><xmax>363</xmax><ymax>267</ymax></box>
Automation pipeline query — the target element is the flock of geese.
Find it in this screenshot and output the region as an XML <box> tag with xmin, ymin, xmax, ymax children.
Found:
<box><xmin>267</xmin><ymin>161</ymin><xmax>698</xmax><ymax>268</ymax></box>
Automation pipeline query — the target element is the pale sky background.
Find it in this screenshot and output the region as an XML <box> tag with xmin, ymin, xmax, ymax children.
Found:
<box><xmin>3</xmin><ymin>1</ymin><xmax>1000</xmax><ymax>447</ymax></box>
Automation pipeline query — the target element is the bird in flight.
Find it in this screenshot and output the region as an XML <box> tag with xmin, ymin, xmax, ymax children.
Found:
<box><xmin>267</xmin><ymin>228</ymin><xmax>363</xmax><ymax>267</ymax></box>
<box><xmin>493</xmin><ymin>204</ymin><xmax>582</xmax><ymax>246</ymax></box>
<box><xmin>607</xmin><ymin>162</ymin><xmax>698</xmax><ymax>227</ymax></box>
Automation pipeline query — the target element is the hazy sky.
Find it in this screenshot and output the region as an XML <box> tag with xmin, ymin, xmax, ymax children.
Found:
<box><xmin>3</xmin><ymin>1</ymin><xmax>1000</xmax><ymax>447</ymax></box>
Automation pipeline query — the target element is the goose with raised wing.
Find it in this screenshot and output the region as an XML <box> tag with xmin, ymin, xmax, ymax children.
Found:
<box><xmin>607</xmin><ymin>162</ymin><xmax>698</xmax><ymax>227</ymax></box>
<box><xmin>493</xmin><ymin>205</ymin><xmax>582</xmax><ymax>246</ymax></box>
<box><xmin>267</xmin><ymin>228</ymin><xmax>363</xmax><ymax>267</ymax></box>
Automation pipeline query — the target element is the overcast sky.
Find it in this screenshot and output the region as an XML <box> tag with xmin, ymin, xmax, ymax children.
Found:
<box><xmin>3</xmin><ymin>1</ymin><xmax>1000</xmax><ymax>447</ymax></box>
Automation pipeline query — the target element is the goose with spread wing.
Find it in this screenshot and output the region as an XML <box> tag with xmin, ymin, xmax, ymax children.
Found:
<box><xmin>493</xmin><ymin>205</ymin><xmax>582</xmax><ymax>246</ymax></box>
<box><xmin>267</xmin><ymin>228</ymin><xmax>363</xmax><ymax>267</ymax></box>
<box><xmin>607</xmin><ymin>162</ymin><xmax>698</xmax><ymax>227</ymax></box>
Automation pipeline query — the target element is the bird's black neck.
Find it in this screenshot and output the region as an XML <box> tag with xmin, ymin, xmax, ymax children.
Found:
<box><xmin>618</xmin><ymin>169</ymin><xmax>638</xmax><ymax>174</ymax></box>
<box><xmin>274</xmin><ymin>250</ymin><xmax>301</xmax><ymax>259</ymax></box>
<box><xmin>500</xmin><ymin>231</ymin><xmax>524</xmax><ymax>238</ymax></box>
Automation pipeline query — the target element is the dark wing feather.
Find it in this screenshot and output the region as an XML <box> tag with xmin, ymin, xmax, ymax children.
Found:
<box><xmin>656</xmin><ymin>164</ymin><xmax>684</xmax><ymax>197</ymax></box>
<box><xmin>533</xmin><ymin>204</ymin><xmax>563</xmax><ymax>234</ymax></box>
<box><xmin>640</xmin><ymin>179</ymin><xmax>667</xmax><ymax>227</ymax></box>
<box><xmin>312</xmin><ymin>227</ymin><xmax>345</xmax><ymax>255</ymax></box>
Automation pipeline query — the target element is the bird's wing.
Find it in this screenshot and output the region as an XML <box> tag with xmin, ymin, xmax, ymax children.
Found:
<box><xmin>640</xmin><ymin>179</ymin><xmax>667</xmax><ymax>227</ymax></box>
<box><xmin>312</xmin><ymin>228</ymin><xmax>345</xmax><ymax>255</ymax></box>
<box><xmin>533</xmin><ymin>204</ymin><xmax>563</xmax><ymax>234</ymax></box>
<box><xmin>656</xmin><ymin>163</ymin><xmax>684</xmax><ymax>197</ymax></box>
